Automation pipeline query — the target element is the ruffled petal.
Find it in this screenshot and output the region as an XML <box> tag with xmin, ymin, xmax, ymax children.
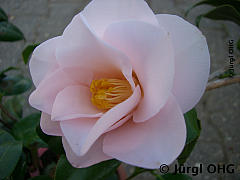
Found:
<box><xmin>103</xmin><ymin>94</ymin><xmax>186</xmax><ymax>169</ymax></box>
<box><xmin>56</xmin><ymin>13</ymin><xmax>135</xmax><ymax>89</ymax></box>
<box><xmin>82</xmin><ymin>0</ymin><xmax>159</xmax><ymax>37</ymax></box>
<box><xmin>62</xmin><ymin>136</ymin><xmax>111</xmax><ymax>168</ymax></box>
<box><xmin>29</xmin><ymin>36</ymin><xmax>60</xmax><ymax>87</ymax></box>
<box><xmin>80</xmin><ymin>86</ymin><xmax>141</xmax><ymax>156</ymax></box>
<box><xmin>29</xmin><ymin>69</ymin><xmax>78</xmax><ymax>114</ymax></box>
<box><xmin>103</xmin><ymin>21</ymin><xmax>175</xmax><ymax>122</ymax></box>
<box><xmin>40</xmin><ymin>113</ymin><xmax>62</xmax><ymax>136</ymax></box>
<box><xmin>52</xmin><ymin>85</ymin><xmax>103</xmax><ymax>121</ymax></box>
<box><xmin>156</xmin><ymin>14</ymin><xmax>210</xmax><ymax>113</ymax></box>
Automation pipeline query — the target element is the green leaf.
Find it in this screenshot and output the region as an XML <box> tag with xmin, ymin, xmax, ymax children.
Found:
<box><xmin>36</xmin><ymin>125</ymin><xmax>64</xmax><ymax>154</ymax></box>
<box><xmin>185</xmin><ymin>0</ymin><xmax>240</xmax><ymax>16</ymax></box>
<box><xmin>54</xmin><ymin>155</ymin><xmax>120</xmax><ymax>180</ymax></box>
<box><xmin>1</xmin><ymin>96</ymin><xmax>24</xmax><ymax>122</ymax></box>
<box><xmin>12</xmin><ymin>113</ymin><xmax>45</xmax><ymax>147</ymax></box>
<box><xmin>196</xmin><ymin>5</ymin><xmax>240</xmax><ymax>26</ymax></box>
<box><xmin>105</xmin><ymin>172</ymin><xmax>119</xmax><ymax>180</ymax></box>
<box><xmin>0</xmin><ymin>129</ymin><xmax>22</xmax><ymax>179</ymax></box>
<box><xmin>184</xmin><ymin>109</ymin><xmax>201</xmax><ymax>144</ymax></box>
<box><xmin>195</xmin><ymin>15</ymin><xmax>203</xmax><ymax>28</ymax></box>
<box><xmin>161</xmin><ymin>173</ymin><xmax>192</xmax><ymax>180</ymax></box>
<box><xmin>0</xmin><ymin>66</ymin><xmax>19</xmax><ymax>80</ymax></box>
<box><xmin>22</xmin><ymin>44</ymin><xmax>40</xmax><ymax>64</ymax></box>
<box><xmin>177</xmin><ymin>109</ymin><xmax>201</xmax><ymax>164</ymax></box>
<box><xmin>29</xmin><ymin>175</ymin><xmax>53</xmax><ymax>180</ymax></box>
<box><xmin>127</xmin><ymin>167</ymin><xmax>151</xmax><ymax>179</ymax></box>
<box><xmin>0</xmin><ymin>74</ymin><xmax>32</xmax><ymax>96</ymax></box>
<box><xmin>177</xmin><ymin>138</ymin><xmax>198</xmax><ymax>165</ymax></box>
<box><xmin>0</xmin><ymin>21</ymin><xmax>24</xmax><ymax>41</ymax></box>
<box><xmin>0</xmin><ymin>7</ymin><xmax>8</xmax><ymax>22</ymax></box>
<box><xmin>11</xmin><ymin>153</ymin><xmax>28</xmax><ymax>180</ymax></box>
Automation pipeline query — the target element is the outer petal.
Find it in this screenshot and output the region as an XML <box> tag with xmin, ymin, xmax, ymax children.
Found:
<box><xmin>80</xmin><ymin>86</ymin><xmax>141</xmax><ymax>156</ymax></box>
<box><xmin>62</xmin><ymin>136</ymin><xmax>111</xmax><ymax>168</ymax></box>
<box><xmin>82</xmin><ymin>0</ymin><xmax>159</xmax><ymax>37</ymax></box>
<box><xmin>60</xmin><ymin>118</ymin><xmax>97</xmax><ymax>156</ymax></box>
<box><xmin>29</xmin><ymin>36</ymin><xmax>60</xmax><ymax>87</ymax></box>
<box><xmin>29</xmin><ymin>69</ymin><xmax>78</xmax><ymax>114</ymax></box>
<box><xmin>40</xmin><ymin>113</ymin><xmax>62</xmax><ymax>136</ymax></box>
<box><xmin>52</xmin><ymin>85</ymin><xmax>103</xmax><ymax>121</ymax></box>
<box><xmin>103</xmin><ymin>94</ymin><xmax>186</xmax><ymax>169</ymax></box>
<box><xmin>103</xmin><ymin>21</ymin><xmax>175</xmax><ymax>122</ymax></box>
<box><xmin>56</xmin><ymin>13</ymin><xmax>135</xmax><ymax>89</ymax></box>
<box><xmin>156</xmin><ymin>14</ymin><xmax>210</xmax><ymax>113</ymax></box>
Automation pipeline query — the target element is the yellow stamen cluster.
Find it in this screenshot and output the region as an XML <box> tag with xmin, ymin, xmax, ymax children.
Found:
<box><xmin>90</xmin><ymin>78</ymin><xmax>132</xmax><ymax>110</ymax></box>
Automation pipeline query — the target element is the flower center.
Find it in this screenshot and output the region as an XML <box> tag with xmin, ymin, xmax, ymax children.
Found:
<box><xmin>90</xmin><ymin>78</ymin><xmax>132</xmax><ymax>110</ymax></box>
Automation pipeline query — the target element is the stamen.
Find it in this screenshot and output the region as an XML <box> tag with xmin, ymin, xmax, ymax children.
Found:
<box><xmin>90</xmin><ymin>78</ymin><xmax>132</xmax><ymax>110</ymax></box>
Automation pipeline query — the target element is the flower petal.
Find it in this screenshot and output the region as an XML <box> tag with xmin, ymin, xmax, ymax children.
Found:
<box><xmin>40</xmin><ymin>113</ymin><xmax>62</xmax><ymax>136</ymax></box>
<box><xmin>52</xmin><ymin>85</ymin><xmax>103</xmax><ymax>121</ymax></box>
<box><xmin>62</xmin><ymin>136</ymin><xmax>111</xmax><ymax>168</ymax></box>
<box><xmin>56</xmin><ymin>13</ymin><xmax>135</xmax><ymax>89</ymax></box>
<box><xmin>61</xmin><ymin>66</ymin><xmax>94</xmax><ymax>86</ymax></box>
<box><xmin>103</xmin><ymin>21</ymin><xmax>175</xmax><ymax>122</ymax></box>
<box><xmin>103</xmin><ymin>94</ymin><xmax>186</xmax><ymax>169</ymax></box>
<box><xmin>29</xmin><ymin>36</ymin><xmax>60</xmax><ymax>87</ymax></box>
<box><xmin>81</xmin><ymin>0</ymin><xmax>159</xmax><ymax>37</ymax></box>
<box><xmin>105</xmin><ymin>113</ymin><xmax>132</xmax><ymax>133</ymax></box>
<box><xmin>80</xmin><ymin>86</ymin><xmax>141</xmax><ymax>156</ymax></box>
<box><xmin>156</xmin><ymin>14</ymin><xmax>210</xmax><ymax>113</ymax></box>
<box><xmin>29</xmin><ymin>69</ymin><xmax>78</xmax><ymax>114</ymax></box>
<box><xmin>60</xmin><ymin>118</ymin><xmax>97</xmax><ymax>156</ymax></box>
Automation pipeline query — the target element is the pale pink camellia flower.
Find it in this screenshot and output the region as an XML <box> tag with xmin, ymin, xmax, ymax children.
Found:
<box><xmin>29</xmin><ymin>0</ymin><xmax>210</xmax><ymax>169</ymax></box>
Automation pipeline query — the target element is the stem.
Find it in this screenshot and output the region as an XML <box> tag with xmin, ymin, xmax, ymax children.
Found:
<box><xmin>0</xmin><ymin>103</ymin><xmax>18</xmax><ymax>122</ymax></box>
<box><xmin>208</xmin><ymin>68</ymin><xmax>227</xmax><ymax>81</ymax></box>
<box><xmin>0</xmin><ymin>118</ymin><xmax>11</xmax><ymax>129</ymax></box>
<box><xmin>208</xmin><ymin>59</ymin><xmax>240</xmax><ymax>81</ymax></box>
<box><xmin>206</xmin><ymin>75</ymin><xmax>240</xmax><ymax>91</ymax></box>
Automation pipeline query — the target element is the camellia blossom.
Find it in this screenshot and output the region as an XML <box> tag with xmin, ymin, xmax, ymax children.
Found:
<box><xmin>29</xmin><ymin>0</ymin><xmax>210</xmax><ymax>169</ymax></box>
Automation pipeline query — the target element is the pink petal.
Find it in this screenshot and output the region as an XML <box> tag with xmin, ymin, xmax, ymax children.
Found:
<box><xmin>62</xmin><ymin>136</ymin><xmax>111</xmax><ymax>168</ymax></box>
<box><xmin>80</xmin><ymin>86</ymin><xmax>141</xmax><ymax>156</ymax></box>
<box><xmin>60</xmin><ymin>118</ymin><xmax>97</xmax><ymax>156</ymax></box>
<box><xmin>103</xmin><ymin>21</ymin><xmax>175</xmax><ymax>122</ymax></box>
<box><xmin>29</xmin><ymin>36</ymin><xmax>60</xmax><ymax>87</ymax></box>
<box><xmin>105</xmin><ymin>113</ymin><xmax>132</xmax><ymax>133</ymax></box>
<box><xmin>156</xmin><ymin>14</ymin><xmax>210</xmax><ymax>113</ymax></box>
<box><xmin>29</xmin><ymin>69</ymin><xmax>78</xmax><ymax>114</ymax></box>
<box><xmin>40</xmin><ymin>113</ymin><xmax>62</xmax><ymax>136</ymax></box>
<box><xmin>81</xmin><ymin>0</ymin><xmax>159</xmax><ymax>37</ymax></box>
<box><xmin>103</xmin><ymin>94</ymin><xmax>186</xmax><ymax>169</ymax></box>
<box><xmin>52</xmin><ymin>85</ymin><xmax>103</xmax><ymax>121</ymax></box>
<box><xmin>56</xmin><ymin>13</ymin><xmax>135</xmax><ymax>89</ymax></box>
<box><xmin>61</xmin><ymin>66</ymin><xmax>94</xmax><ymax>87</ymax></box>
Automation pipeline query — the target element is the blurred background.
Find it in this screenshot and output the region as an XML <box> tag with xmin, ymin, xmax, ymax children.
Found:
<box><xmin>0</xmin><ymin>0</ymin><xmax>239</xmax><ymax>179</ymax></box>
